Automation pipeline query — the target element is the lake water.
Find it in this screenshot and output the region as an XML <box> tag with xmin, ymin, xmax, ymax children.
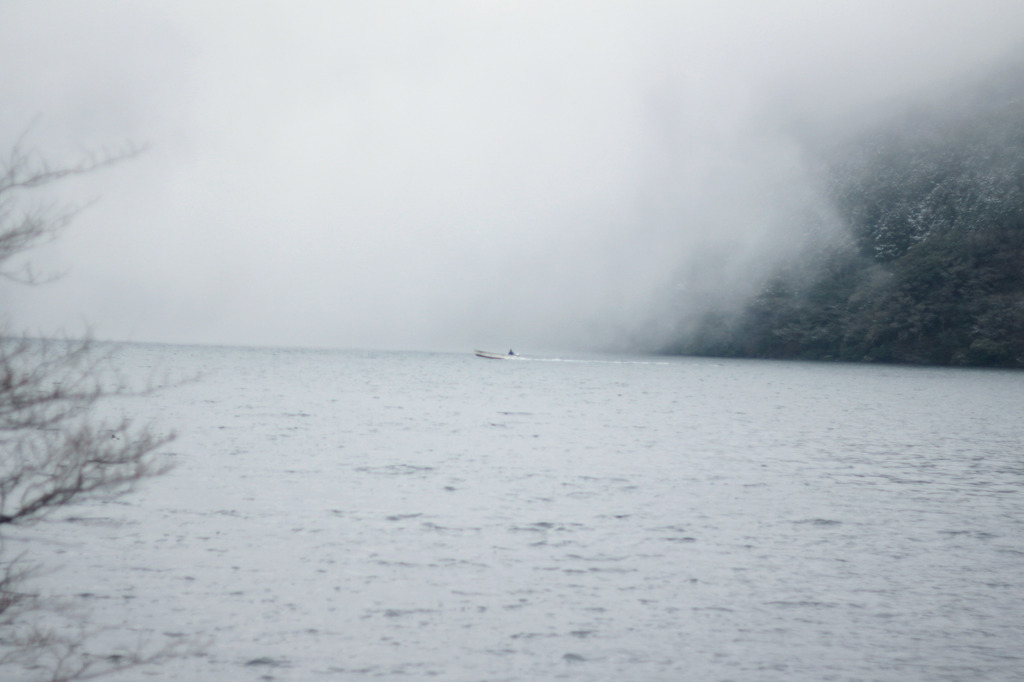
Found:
<box><xmin>14</xmin><ymin>344</ymin><xmax>1024</xmax><ymax>681</ymax></box>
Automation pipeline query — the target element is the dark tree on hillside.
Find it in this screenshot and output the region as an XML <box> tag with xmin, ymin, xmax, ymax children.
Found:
<box><xmin>670</xmin><ymin>59</ymin><xmax>1024</xmax><ymax>368</ymax></box>
<box><xmin>0</xmin><ymin>137</ymin><xmax>178</xmax><ymax>680</ymax></box>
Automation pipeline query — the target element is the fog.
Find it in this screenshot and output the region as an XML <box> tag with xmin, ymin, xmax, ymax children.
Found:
<box><xmin>2</xmin><ymin>1</ymin><xmax>1022</xmax><ymax>352</ymax></box>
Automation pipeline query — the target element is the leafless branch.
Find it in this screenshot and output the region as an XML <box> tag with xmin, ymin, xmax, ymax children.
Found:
<box><xmin>0</xmin><ymin>132</ymin><xmax>181</xmax><ymax>680</ymax></box>
<box><xmin>0</xmin><ymin>131</ymin><xmax>143</xmax><ymax>283</ymax></box>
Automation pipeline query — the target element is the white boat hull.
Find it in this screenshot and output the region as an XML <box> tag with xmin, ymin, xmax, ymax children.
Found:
<box><xmin>474</xmin><ymin>350</ymin><xmax>518</xmax><ymax>360</ymax></box>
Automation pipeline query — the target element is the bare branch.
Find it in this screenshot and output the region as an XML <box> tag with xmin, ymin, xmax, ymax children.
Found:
<box><xmin>0</xmin><ymin>132</ymin><xmax>182</xmax><ymax>680</ymax></box>
<box><xmin>0</xmin><ymin>132</ymin><xmax>143</xmax><ymax>282</ymax></box>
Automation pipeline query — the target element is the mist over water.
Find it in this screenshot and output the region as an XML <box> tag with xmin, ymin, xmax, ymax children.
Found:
<box><xmin>2</xmin><ymin>2</ymin><xmax>1024</xmax><ymax>350</ymax></box>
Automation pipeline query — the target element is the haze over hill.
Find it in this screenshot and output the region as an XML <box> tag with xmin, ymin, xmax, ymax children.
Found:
<box><xmin>2</xmin><ymin>2</ymin><xmax>1023</xmax><ymax>354</ymax></box>
<box><xmin>664</xmin><ymin>60</ymin><xmax>1024</xmax><ymax>368</ymax></box>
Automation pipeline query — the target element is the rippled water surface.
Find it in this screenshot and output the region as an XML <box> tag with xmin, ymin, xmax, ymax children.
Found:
<box><xmin>20</xmin><ymin>345</ymin><xmax>1024</xmax><ymax>680</ymax></box>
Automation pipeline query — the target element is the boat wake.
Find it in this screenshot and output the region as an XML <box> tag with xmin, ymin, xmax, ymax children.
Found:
<box><xmin>474</xmin><ymin>350</ymin><xmax>667</xmax><ymax>365</ymax></box>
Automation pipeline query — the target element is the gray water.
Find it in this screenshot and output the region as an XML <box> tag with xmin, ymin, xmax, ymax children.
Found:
<box><xmin>18</xmin><ymin>344</ymin><xmax>1024</xmax><ymax>680</ymax></box>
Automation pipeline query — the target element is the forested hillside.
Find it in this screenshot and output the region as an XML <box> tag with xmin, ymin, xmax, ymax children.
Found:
<box><xmin>670</xmin><ymin>62</ymin><xmax>1024</xmax><ymax>368</ymax></box>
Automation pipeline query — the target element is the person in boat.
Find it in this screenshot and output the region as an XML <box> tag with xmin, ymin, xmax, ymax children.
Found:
<box><xmin>508</xmin><ymin>349</ymin><xmax>515</xmax><ymax>356</ymax></box>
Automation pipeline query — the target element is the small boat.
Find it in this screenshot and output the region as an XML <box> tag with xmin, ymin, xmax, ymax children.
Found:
<box><xmin>474</xmin><ymin>349</ymin><xmax>519</xmax><ymax>360</ymax></box>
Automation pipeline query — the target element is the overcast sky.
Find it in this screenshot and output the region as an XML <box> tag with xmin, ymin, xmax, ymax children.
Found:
<box><xmin>2</xmin><ymin>1</ymin><xmax>1023</xmax><ymax>352</ymax></box>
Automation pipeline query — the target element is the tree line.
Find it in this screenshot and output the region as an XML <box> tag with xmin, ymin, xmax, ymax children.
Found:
<box><xmin>668</xmin><ymin>61</ymin><xmax>1024</xmax><ymax>368</ymax></box>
